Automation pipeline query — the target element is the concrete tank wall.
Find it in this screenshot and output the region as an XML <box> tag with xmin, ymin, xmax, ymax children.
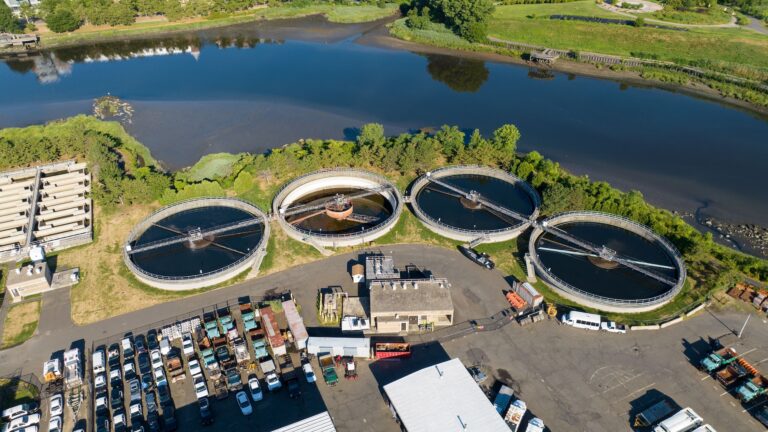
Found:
<box><xmin>527</xmin><ymin>211</ymin><xmax>686</xmax><ymax>313</ymax></box>
<box><xmin>408</xmin><ymin>165</ymin><xmax>540</xmax><ymax>243</ymax></box>
<box><xmin>123</xmin><ymin>197</ymin><xmax>270</xmax><ymax>291</ymax></box>
<box><xmin>272</xmin><ymin>169</ymin><xmax>403</xmax><ymax>248</ymax></box>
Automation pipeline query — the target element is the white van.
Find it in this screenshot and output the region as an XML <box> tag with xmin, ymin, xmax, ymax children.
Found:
<box><xmin>560</xmin><ymin>311</ymin><xmax>601</xmax><ymax>331</ymax></box>
<box><xmin>691</xmin><ymin>426</ymin><xmax>716</xmax><ymax>432</ymax></box>
<box><xmin>92</xmin><ymin>350</ymin><xmax>105</xmax><ymax>375</ymax></box>
<box><xmin>653</xmin><ymin>408</ymin><xmax>703</xmax><ymax>432</ymax></box>
<box><xmin>1</xmin><ymin>403</ymin><xmax>39</xmax><ymax>421</ymax></box>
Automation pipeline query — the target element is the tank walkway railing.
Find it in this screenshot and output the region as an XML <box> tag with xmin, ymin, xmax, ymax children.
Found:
<box><xmin>540</xmin><ymin>223</ymin><xmax>678</xmax><ymax>286</ymax></box>
<box><xmin>125</xmin><ymin>216</ymin><xmax>263</xmax><ymax>255</ymax></box>
<box><xmin>528</xmin><ymin>211</ymin><xmax>686</xmax><ymax>308</ymax></box>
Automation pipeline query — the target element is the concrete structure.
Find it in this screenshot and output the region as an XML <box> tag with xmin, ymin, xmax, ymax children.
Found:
<box><xmin>369</xmin><ymin>277</ymin><xmax>454</xmax><ymax>334</ymax></box>
<box><xmin>0</xmin><ymin>161</ymin><xmax>93</xmax><ymax>263</ymax></box>
<box><xmin>528</xmin><ymin>211</ymin><xmax>686</xmax><ymax>313</ymax></box>
<box><xmin>282</xmin><ymin>299</ymin><xmax>308</xmax><ymax>350</ymax></box>
<box><xmin>271</xmin><ymin>411</ymin><xmax>336</xmax><ymax>432</ymax></box>
<box><xmin>5</xmin><ymin>261</ymin><xmax>81</xmax><ymax>302</ymax></box>
<box><xmin>273</xmin><ymin>169</ymin><xmax>403</xmax><ymax>248</ymax></box>
<box><xmin>123</xmin><ymin>197</ymin><xmax>269</xmax><ymax>290</ymax></box>
<box><xmin>408</xmin><ymin>165</ymin><xmax>540</xmax><ymax>243</ymax></box>
<box><xmin>306</xmin><ymin>336</ymin><xmax>370</xmax><ymax>358</ymax></box>
<box><xmin>365</xmin><ymin>255</ymin><xmax>399</xmax><ymax>281</ymax></box>
<box><xmin>383</xmin><ymin>358</ymin><xmax>511</xmax><ymax>432</ymax></box>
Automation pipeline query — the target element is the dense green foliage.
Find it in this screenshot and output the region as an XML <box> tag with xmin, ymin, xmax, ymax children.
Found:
<box><xmin>0</xmin><ymin>1</ymin><xmax>21</xmax><ymax>33</ymax></box>
<box><xmin>0</xmin><ymin>116</ymin><xmax>168</xmax><ymax>208</ymax></box>
<box><xmin>723</xmin><ymin>0</ymin><xmax>768</xmax><ymax>20</ymax></box>
<box><xmin>405</xmin><ymin>0</ymin><xmax>495</xmax><ymax>41</ymax></box>
<box><xmin>45</xmin><ymin>8</ymin><xmax>81</xmax><ymax>32</ymax></box>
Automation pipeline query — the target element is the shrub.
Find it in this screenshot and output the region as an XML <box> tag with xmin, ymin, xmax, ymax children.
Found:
<box><xmin>46</xmin><ymin>9</ymin><xmax>81</xmax><ymax>33</ymax></box>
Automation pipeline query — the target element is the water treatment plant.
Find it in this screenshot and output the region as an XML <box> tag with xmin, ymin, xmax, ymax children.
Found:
<box><xmin>123</xmin><ymin>198</ymin><xmax>269</xmax><ymax>290</ymax></box>
<box><xmin>408</xmin><ymin>165</ymin><xmax>540</xmax><ymax>243</ymax></box>
<box><xmin>273</xmin><ymin>169</ymin><xmax>403</xmax><ymax>248</ymax></box>
<box><xmin>528</xmin><ymin>211</ymin><xmax>686</xmax><ymax>313</ymax></box>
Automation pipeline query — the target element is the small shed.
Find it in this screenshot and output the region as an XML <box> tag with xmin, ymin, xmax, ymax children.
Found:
<box><xmin>351</xmin><ymin>263</ymin><xmax>365</xmax><ymax>283</ymax></box>
<box><xmin>307</xmin><ymin>337</ymin><xmax>370</xmax><ymax>358</ymax></box>
<box><xmin>282</xmin><ymin>300</ymin><xmax>308</xmax><ymax>350</ymax></box>
<box><xmin>259</xmin><ymin>306</ymin><xmax>286</xmax><ymax>356</ymax></box>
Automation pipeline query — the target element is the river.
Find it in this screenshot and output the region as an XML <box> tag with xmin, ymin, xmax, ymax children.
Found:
<box><xmin>1</xmin><ymin>16</ymin><xmax>767</xmax><ymax>253</ymax></box>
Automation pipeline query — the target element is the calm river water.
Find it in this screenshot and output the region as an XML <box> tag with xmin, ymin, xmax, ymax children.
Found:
<box><xmin>1</xmin><ymin>17</ymin><xmax>767</xmax><ymax>232</ymax></box>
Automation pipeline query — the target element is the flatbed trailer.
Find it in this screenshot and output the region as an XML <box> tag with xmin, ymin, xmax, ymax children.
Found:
<box><xmin>374</xmin><ymin>343</ymin><xmax>411</xmax><ymax>359</ymax></box>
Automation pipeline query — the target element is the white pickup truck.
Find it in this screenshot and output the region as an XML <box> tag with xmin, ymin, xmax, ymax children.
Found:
<box><xmin>600</xmin><ymin>321</ymin><xmax>628</xmax><ymax>334</ymax></box>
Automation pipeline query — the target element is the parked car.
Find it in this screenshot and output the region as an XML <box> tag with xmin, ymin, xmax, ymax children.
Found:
<box><xmin>94</xmin><ymin>392</ymin><xmax>108</xmax><ymax>416</ymax></box>
<box><xmin>600</xmin><ymin>321</ymin><xmax>628</xmax><ymax>334</ymax></box>
<box><xmin>109</xmin><ymin>368</ymin><xmax>122</xmax><ymax>386</ymax></box>
<box><xmin>194</xmin><ymin>375</ymin><xmax>209</xmax><ymax>399</ymax></box>
<box><xmin>199</xmin><ymin>398</ymin><xmax>213</xmax><ymax>426</ymax></box>
<box><xmin>121</xmin><ymin>336</ymin><xmax>135</xmax><ymax>360</ymax></box>
<box><xmin>159</xmin><ymin>337</ymin><xmax>171</xmax><ymax>357</ymax></box>
<box><xmin>129</xmin><ymin>378</ymin><xmax>141</xmax><ymax>402</ymax></box>
<box><xmin>94</xmin><ymin>373</ymin><xmax>107</xmax><ymax>391</ymax></box>
<box><xmin>266</xmin><ymin>373</ymin><xmax>281</xmax><ymax>391</ymax></box>
<box><xmin>303</xmin><ymin>363</ymin><xmax>316</xmax><ymax>383</ymax></box>
<box><xmin>129</xmin><ymin>402</ymin><xmax>142</xmax><ymax>421</ymax></box>
<box><xmin>1</xmin><ymin>402</ymin><xmax>39</xmax><ymax>421</ymax></box>
<box><xmin>110</xmin><ymin>387</ymin><xmax>124</xmax><ymax>410</ymax></box>
<box><xmin>135</xmin><ymin>335</ymin><xmax>148</xmax><ymax>355</ymax></box>
<box><xmin>48</xmin><ymin>416</ymin><xmax>62</xmax><ymax>432</ymax></box>
<box><xmin>161</xmin><ymin>405</ymin><xmax>177</xmax><ymax>431</ymax></box>
<box><xmin>113</xmin><ymin>410</ymin><xmax>127</xmax><ymax>432</ymax></box>
<box><xmin>150</xmin><ymin>350</ymin><xmax>162</xmax><ymax>370</ymax></box>
<box><xmin>146</xmin><ymin>391</ymin><xmax>158</xmax><ymax>414</ymax></box>
<box><xmin>146</xmin><ymin>412</ymin><xmax>161</xmax><ymax>432</ymax></box>
<box><xmin>123</xmin><ymin>361</ymin><xmax>137</xmax><ymax>380</ymax></box>
<box><xmin>95</xmin><ymin>416</ymin><xmax>110</xmax><ymax>432</ymax></box>
<box><xmin>49</xmin><ymin>394</ymin><xmax>63</xmax><ymax>418</ymax></box>
<box><xmin>3</xmin><ymin>413</ymin><xmax>41</xmax><ymax>431</ymax></box>
<box><xmin>141</xmin><ymin>373</ymin><xmax>154</xmax><ymax>394</ymax></box>
<box><xmin>153</xmin><ymin>367</ymin><xmax>167</xmax><ymax>387</ymax></box>
<box><xmin>130</xmin><ymin>423</ymin><xmax>145</xmax><ymax>432</ymax></box>
<box><xmin>188</xmin><ymin>359</ymin><xmax>202</xmax><ymax>377</ymax></box>
<box><xmin>108</xmin><ymin>344</ymin><xmax>121</xmax><ymax>368</ymax></box>
<box><xmin>182</xmin><ymin>334</ymin><xmax>195</xmax><ymax>358</ymax></box>
<box><xmin>157</xmin><ymin>383</ymin><xmax>171</xmax><ymax>405</ymax></box>
<box><xmin>138</xmin><ymin>353</ymin><xmax>151</xmax><ymax>375</ymax></box>
<box><xmin>147</xmin><ymin>330</ymin><xmax>158</xmax><ymax>351</ymax></box>
<box><xmin>248</xmin><ymin>377</ymin><xmax>263</xmax><ymax>402</ymax></box>
<box><xmin>235</xmin><ymin>391</ymin><xmax>252</xmax><ymax>416</ymax></box>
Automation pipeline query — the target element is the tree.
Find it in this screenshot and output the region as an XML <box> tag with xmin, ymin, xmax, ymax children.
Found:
<box><xmin>0</xmin><ymin>2</ymin><xmax>21</xmax><ymax>33</ymax></box>
<box><xmin>428</xmin><ymin>0</ymin><xmax>495</xmax><ymax>41</ymax></box>
<box><xmin>46</xmin><ymin>9</ymin><xmax>81</xmax><ymax>32</ymax></box>
<box><xmin>491</xmin><ymin>124</ymin><xmax>520</xmax><ymax>168</ymax></box>
<box><xmin>19</xmin><ymin>1</ymin><xmax>34</xmax><ymax>25</ymax></box>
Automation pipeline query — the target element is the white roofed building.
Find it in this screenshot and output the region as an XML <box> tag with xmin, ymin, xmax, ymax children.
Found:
<box><xmin>383</xmin><ymin>358</ymin><xmax>510</xmax><ymax>432</ymax></box>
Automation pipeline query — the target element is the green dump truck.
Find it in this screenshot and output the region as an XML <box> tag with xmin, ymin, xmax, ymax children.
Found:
<box><xmin>318</xmin><ymin>354</ymin><xmax>338</xmax><ymax>386</ymax></box>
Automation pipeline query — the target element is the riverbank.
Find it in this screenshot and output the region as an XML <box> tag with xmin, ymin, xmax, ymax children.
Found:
<box><xmin>31</xmin><ymin>4</ymin><xmax>398</xmax><ymax>49</ymax></box>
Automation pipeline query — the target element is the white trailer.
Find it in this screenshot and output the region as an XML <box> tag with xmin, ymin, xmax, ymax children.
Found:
<box><xmin>653</xmin><ymin>408</ymin><xmax>703</xmax><ymax>432</ymax></box>
<box><xmin>63</xmin><ymin>348</ymin><xmax>82</xmax><ymax>388</ymax></box>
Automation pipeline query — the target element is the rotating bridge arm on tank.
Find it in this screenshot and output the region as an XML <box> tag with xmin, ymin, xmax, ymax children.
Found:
<box><xmin>424</xmin><ymin>172</ymin><xmax>532</xmax><ymax>224</ymax></box>
<box><xmin>279</xmin><ymin>185</ymin><xmax>393</xmax><ymax>217</ymax></box>
<box><xmin>538</xmin><ymin>223</ymin><xmax>678</xmax><ymax>286</ymax></box>
<box><xmin>125</xmin><ymin>216</ymin><xmax>263</xmax><ymax>255</ymax></box>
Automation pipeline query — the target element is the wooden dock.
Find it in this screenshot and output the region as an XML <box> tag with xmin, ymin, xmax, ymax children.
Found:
<box><xmin>0</xmin><ymin>33</ymin><xmax>39</xmax><ymax>49</ymax></box>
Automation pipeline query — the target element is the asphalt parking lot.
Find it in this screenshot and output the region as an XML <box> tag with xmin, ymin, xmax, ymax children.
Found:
<box><xmin>5</xmin><ymin>245</ymin><xmax>768</xmax><ymax>432</ymax></box>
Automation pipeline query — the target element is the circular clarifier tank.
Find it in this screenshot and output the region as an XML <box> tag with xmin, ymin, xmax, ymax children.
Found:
<box><xmin>409</xmin><ymin>166</ymin><xmax>540</xmax><ymax>242</ymax></box>
<box><xmin>529</xmin><ymin>212</ymin><xmax>686</xmax><ymax>312</ymax></box>
<box><xmin>124</xmin><ymin>198</ymin><xmax>269</xmax><ymax>290</ymax></box>
<box><xmin>273</xmin><ymin>169</ymin><xmax>402</xmax><ymax>248</ymax></box>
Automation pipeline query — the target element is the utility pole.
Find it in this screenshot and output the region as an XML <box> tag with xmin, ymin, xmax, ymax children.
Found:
<box><xmin>738</xmin><ymin>314</ymin><xmax>751</xmax><ymax>339</ymax></box>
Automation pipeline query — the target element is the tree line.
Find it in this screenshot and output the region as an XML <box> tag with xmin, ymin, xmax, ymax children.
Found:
<box><xmin>403</xmin><ymin>0</ymin><xmax>496</xmax><ymax>42</ymax></box>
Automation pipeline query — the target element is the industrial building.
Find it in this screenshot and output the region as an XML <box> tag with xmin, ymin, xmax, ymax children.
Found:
<box><xmin>5</xmin><ymin>259</ymin><xmax>80</xmax><ymax>302</ymax></box>
<box><xmin>383</xmin><ymin>358</ymin><xmax>510</xmax><ymax>432</ymax></box>
<box><xmin>369</xmin><ymin>277</ymin><xmax>454</xmax><ymax>333</ymax></box>
<box><xmin>0</xmin><ymin>161</ymin><xmax>93</xmax><ymax>263</ymax></box>
<box><xmin>306</xmin><ymin>337</ymin><xmax>370</xmax><ymax>358</ymax></box>
<box><xmin>271</xmin><ymin>411</ymin><xmax>336</xmax><ymax>432</ymax></box>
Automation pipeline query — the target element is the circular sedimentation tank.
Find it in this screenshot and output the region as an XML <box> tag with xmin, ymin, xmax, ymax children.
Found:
<box><xmin>273</xmin><ymin>169</ymin><xmax>403</xmax><ymax>248</ymax></box>
<box><xmin>124</xmin><ymin>198</ymin><xmax>269</xmax><ymax>290</ymax></box>
<box><xmin>528</xmin><ymin>212</ymin><xmax>686</xmax><ymax>313</ymax></box>
<box><xmin>409</xmin><ymin>165</ymin><xmax>541</xmax><ymax>242</ymax></box>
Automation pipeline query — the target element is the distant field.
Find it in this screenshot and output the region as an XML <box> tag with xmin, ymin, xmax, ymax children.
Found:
<box><xmin>489</xmin><ymin>3</ymin><xmax>768</xmax><ymax>73</ymax></box>
<box><xmin>650</xmin><ymin>7</ymin><xmax>733</xmax><ymax>25</ymax></box>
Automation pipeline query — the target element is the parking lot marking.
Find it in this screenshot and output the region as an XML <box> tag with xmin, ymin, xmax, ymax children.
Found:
<box><xmin>619</xmin><ymin>382</ymin><xmax>656</xmax><ymax>401</ymax></box>
<box><xmin>700</xmin><ymin>375</ymin><xmax>711</xmax><ymax>381</ymax></box>
<box><xmin>720</xmin><ymin>390</ymin><xmax>731</xmax><ymax>397</ymax></box>
<box><xmin>601</xmin><ymin>373</ymin><xmax>645</xmax><ymax>394</ymax></box>
<box><xmin>753</xmin><ymin>356</ymin><xmax>768</xmax><ymax>366</ymax></box>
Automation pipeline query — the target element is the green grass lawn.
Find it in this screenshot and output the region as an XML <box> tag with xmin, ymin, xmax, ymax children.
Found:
<box><xmin>1</xmin><ymin>300</ymin><xmax>41</xmax><ymax>349</ymax></box>
<box><xmin>494</xmin><ymin>2</ymin><xmax>625</xmax><ymax>19</ymax></box>
<box><xmin>182</xmin><ymin>153</ymin><xmax>240</xmax><ymax>182</ymax></box>
<box><xmin>489</xmin><ymin>4</ymin><xmax>768</xmax><ymax>73</ymax></box>
<box><xmin>650</xmin><ymin>7</ymin><xmax>733</xmax><ymax>25</ymax></box>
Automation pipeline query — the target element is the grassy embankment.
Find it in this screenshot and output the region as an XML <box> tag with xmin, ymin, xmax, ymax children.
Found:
<box><xmin>38</xmin><ymin>4</ymin><xmax>399</xmax><ymax>48</ymax></box>
<box><xmin>391</xmin><ymin>1</ymin><xmax>768</xmax><ymax>107</ymax></box>
<box><xmin>0</xmin><ymin>378</ymin><xmax>39</xmax><ymax>411</ymax></box>
<box><xmin>649</xmin><ymin>7</ymin><xmax>733</xmax><ymax>25</ymax></box>
<box><xmin>1</xmin><ymin>300</ymin><xmax>41</xmax><ymax>348</ymax></box>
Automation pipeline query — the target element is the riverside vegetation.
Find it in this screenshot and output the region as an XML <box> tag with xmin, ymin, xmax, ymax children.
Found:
<box><xmin>0</xmin><ymin>116</ymin><xmax>766</xmax><ymax>324</ymax></box>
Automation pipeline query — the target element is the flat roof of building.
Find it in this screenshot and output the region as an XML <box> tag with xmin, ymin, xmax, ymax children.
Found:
<box><xmin>366</xmin><ymin>255</ymin><xmax>399</xmax><ymax>280</ymax></box>
<box><xmin>383</xmin><ymin>358</ymin><xmax>510</xmax><ymax>432</ymax></box>
<box><xmin>370</xmin><ymin>278</ymin><xmax>453</xmax><ymax>314</ymax></box>
<box><xmin>282</xmin><ymin>300</ymin><xmax>308</xmax><ymax>342</ymax></box>
<box><xmin>271</xmin><ymin>411</ymin><xmax>336</xmax><ymax>432</ymax></box>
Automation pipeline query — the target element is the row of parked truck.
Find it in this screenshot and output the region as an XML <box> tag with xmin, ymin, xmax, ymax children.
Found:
<box><xmin>698</xmin><ymin>344</ymin><xmax>768</xmax><ymax>403</ymax></box>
